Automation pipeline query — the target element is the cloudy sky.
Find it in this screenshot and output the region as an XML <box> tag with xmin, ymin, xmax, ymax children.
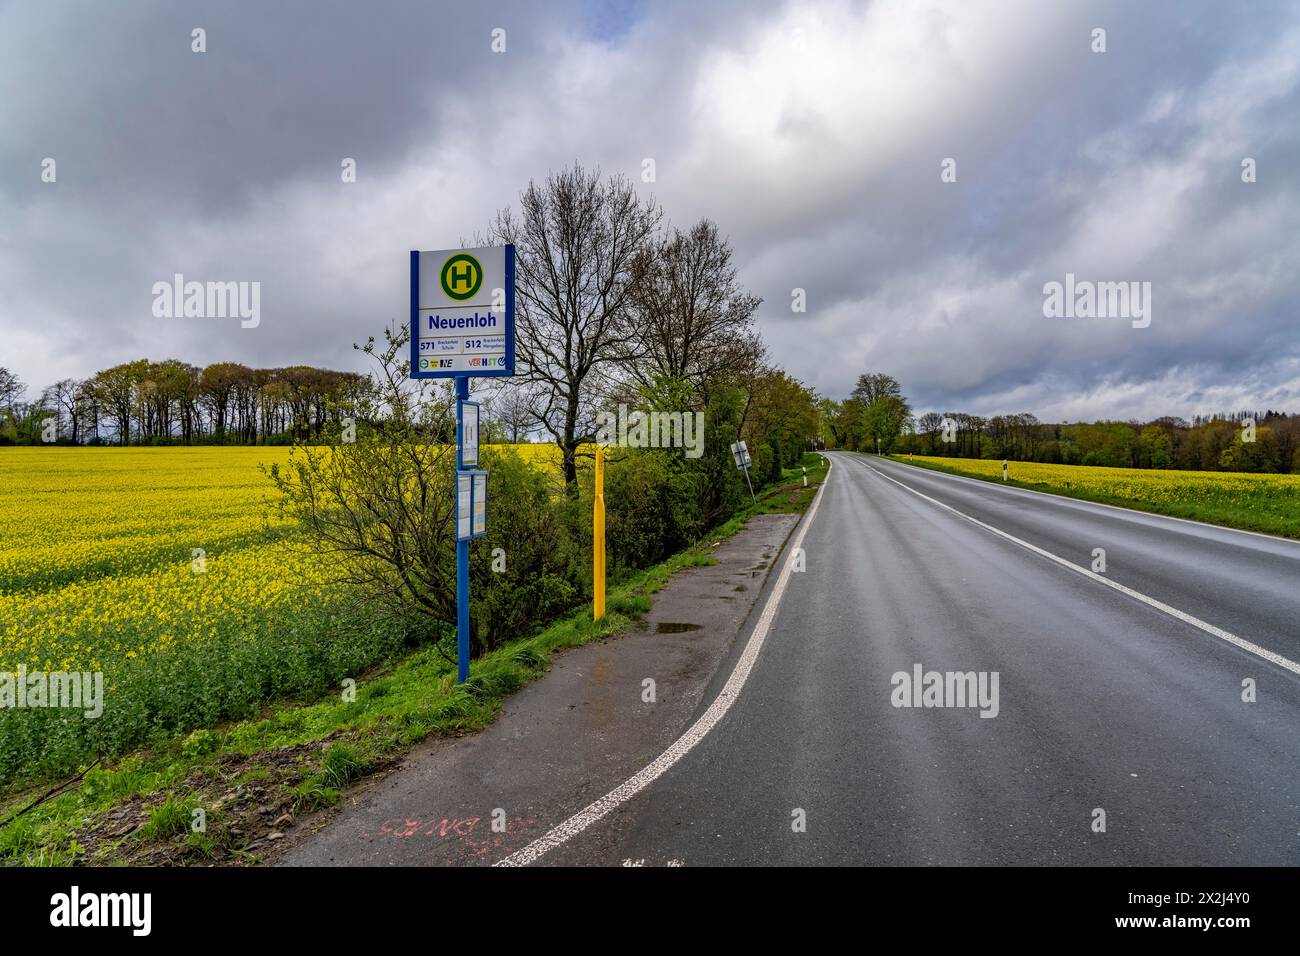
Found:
<box><xmin>2</xmin><ymin>0</ymin><xmax>1298</xmax><ymax>421</ymax></box>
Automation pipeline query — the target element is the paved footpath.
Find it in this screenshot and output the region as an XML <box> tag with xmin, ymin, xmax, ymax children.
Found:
<box><xmin>276</xmin><ymin>513</ymin><xmax>800</xmax><ymax>866</ymax></box>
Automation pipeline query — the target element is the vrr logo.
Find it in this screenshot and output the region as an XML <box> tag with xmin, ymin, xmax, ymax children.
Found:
<box><xmin>440</xmin><ymin>253</ymin><xmax>483</xmax><ymax>301</ymax></box>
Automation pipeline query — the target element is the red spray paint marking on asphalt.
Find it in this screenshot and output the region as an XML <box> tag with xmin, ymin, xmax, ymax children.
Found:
<box><xmin>377</xmin><ymin>816</ymin><xmax>540</xmax><ymax>859</ymax></box>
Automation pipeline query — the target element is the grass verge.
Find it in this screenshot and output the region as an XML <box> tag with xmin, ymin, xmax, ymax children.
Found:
<box><xmin>889</xmin><ymin>453</ymin><xmax>1300</xmax><ymax>539</ymax></box>
<box><xmin>0</xmin><ymin>453</ymin><xmax>827</xmax><ymax>866</ymax></box>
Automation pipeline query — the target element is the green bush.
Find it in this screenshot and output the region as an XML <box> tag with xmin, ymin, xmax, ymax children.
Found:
<box><xmin>180</xmin><ymin>729</ymin><xmax>221</xmax><ymax>758</ymax></box>
<box><xmin>749</xmin><ymin>442</ymin><xmax>774</xmax><ymax>490</ymax></box>
<box><xmin>604</xmin><ymin>448</ymin><xmax>674</xmax><ymax>570</ymax></box>
<box><xmin>767</xmin><ymin>435</ymin><xmax>785</xmax><ymax>484</ymax></box>
<box><xmin>471</xmin><ymin>448</ymin><xmax>581</xmax><ymax>654</ymax></box>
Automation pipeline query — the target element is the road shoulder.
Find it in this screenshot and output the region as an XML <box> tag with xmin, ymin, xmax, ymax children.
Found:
<box><xmin>276</xmin><ymin>512</ymin><xmax>801</xmax><ymax>866</ymax></box>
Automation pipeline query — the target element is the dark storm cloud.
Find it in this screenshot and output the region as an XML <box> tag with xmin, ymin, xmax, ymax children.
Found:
<box><xmin>1</xmin><ymin>0</ymin><xmax>1298</xmax><ymax>422</ymax></box>
<box><xmin>0</xmin><ymin>0</ymin><xmax>551</xmax><ymax>210</ymax></box>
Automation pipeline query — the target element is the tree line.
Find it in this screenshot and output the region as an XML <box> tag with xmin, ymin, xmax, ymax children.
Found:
<box><xmin>901</xmin><ymin>410</ymin><xmax>1300</xmax><ymax>474</ymax></box>
<box><xmin>0</xmin><ymin>361</ymin><xmax>363</xmax><ymax>445</ymax></box>
<box><xmin>818</xmin><ymin>372</ymin><xmax>1300</xmax><ymax>475</ymax></box>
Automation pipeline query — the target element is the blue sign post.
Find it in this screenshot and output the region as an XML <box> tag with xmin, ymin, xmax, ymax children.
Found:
<box><xmin>455</xmin><ymin>380</ymin><xmax>471</xmax><ymax>683</ymax></box>
<box><xmin>410</xmin><ymin>245</ymin><xmax>515</xmax><ymax>683</ymax></box>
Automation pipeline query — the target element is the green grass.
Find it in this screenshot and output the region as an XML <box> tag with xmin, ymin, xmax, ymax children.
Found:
<box><xmin>0</xmin><ymin>456</ymin><xmax>827</xmax><ymax>866</ymax></box>
<box><xmin>139</xmin><ymin>798</ymin><xmax>197</xmax><ymax>840</ymax></box>
<box><xmin>746</xmin><ymin>452</ymin><xmax>827</xmax><ymax>516</ymax></box>
<box><xmin>890</xmin><ymin>453</ymin><xmax>1300</xmax><ymax>539</ymax></box>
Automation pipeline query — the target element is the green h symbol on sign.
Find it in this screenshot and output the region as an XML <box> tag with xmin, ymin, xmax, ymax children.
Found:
<box><xmin>441</xmin><ymin>253</ymin><xmax>483</xmax><ymax>301</ymax></box>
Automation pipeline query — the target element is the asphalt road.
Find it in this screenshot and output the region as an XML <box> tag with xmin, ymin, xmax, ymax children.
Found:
<box><xmin>530</xmin><ymin>452</ymin><xmax>1300</xmax><ymax>865</ymax></box>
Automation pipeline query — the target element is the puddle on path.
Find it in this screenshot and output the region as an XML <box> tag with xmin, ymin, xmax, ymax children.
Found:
<box><xmin>654</xmin><ymin>622</ymin><xmax>703</xmax><ymax>634</ymax></box>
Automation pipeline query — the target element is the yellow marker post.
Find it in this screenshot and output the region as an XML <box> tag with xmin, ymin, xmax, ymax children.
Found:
<box><xmin>594</xmin><ymin>446</ymin><xmax>606</xmax><ymax>620</ymax></box>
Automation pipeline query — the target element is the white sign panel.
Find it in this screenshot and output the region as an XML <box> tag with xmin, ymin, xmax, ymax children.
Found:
<box><xmin>730</xmin><ymin>440</ymin><xmax>751</xmax><ymax>469</ymax></box>
<box><xmin>472</xmin><ymin>472</ymin><xmax>487</xmax><ymax>537</ymax></box>
<box><xmin>461</xmin><ymin>401</ymin><xmax>480</xmax><ymax>467</ymax></box>
<box><xmin>415</xmin><ymin>309</ymin><xmax>510</xmax><ymax>374</ymax></box>
<box><xmin>457</xmin><ymin>472</ymin><xmax>472</xmax><ymax>541</ymax></box>
<box><xmin>411</xmin><ymin>246</ymin><xmax>515</xmax><ymax>378</ymax></box>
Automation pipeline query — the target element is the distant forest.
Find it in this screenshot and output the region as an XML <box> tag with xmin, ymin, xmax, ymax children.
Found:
<box><xmin>821</xmin><ymin>374</ymin><xmax>1300</xmax><ymax>475</ymax></box>
<box><xmin>898</xmin><ymin>411</ymin><xmax>1300</xmax><ymax>474</ymax></box>
<box><xmin>0</xmin><ymin>361</ymin><xmax>362</xmax><ymax>445</ymax></box>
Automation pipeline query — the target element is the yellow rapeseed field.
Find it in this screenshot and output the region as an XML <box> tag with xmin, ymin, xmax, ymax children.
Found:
<box><xmin>0</xmin><ymin>443</ymin><xmax>555</xmax><ymax>781</ymax></box>
<box><xmin>1</xmin><ymin>448</ymin><xmax>312</xmax><ymax>671</ymax></box>
<box><xmin>902</xmin><ymin>455</ymin><xmax>1300</xmax><ymax>537</ymax></box>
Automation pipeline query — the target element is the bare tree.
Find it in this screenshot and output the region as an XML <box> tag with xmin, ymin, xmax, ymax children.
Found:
<box><xmin>917</xmin><ymin>411</ymin><xmax>944</xmax><ymax>454</ymax></box>
<box><xmin>629</xmin><ymin>219</ymin><xmax>763</xmax><ymax>396</ymax></box>
<box><xmin>42</xmin><ymin>379</ymin><xmax>84</xmax><ymax>442</ymax></box>
<box><xmin>0</xmin><ymin>367</ymin><xmax>24</xmax><ymax>417</ymax></box>
<box><xmin>487</xmin><ymin>164</ymin><xmax>662</xmax><ymax>494</ymax></box>
<box><xmin>492</xmin><ymin>383</ymin><xmax>537</xmax><ymax>443</ymax></box>
<box><xmin>73</xmin><ymin>380</ymin><xmax>99</xmax><ymax>442</ymax></box>
<box><xmin>199</xmin><ymin>362</ymin><xmax>249</xmax><ymax>441</ymax></box>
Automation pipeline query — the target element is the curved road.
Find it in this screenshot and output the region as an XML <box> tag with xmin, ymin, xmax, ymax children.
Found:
<box><xmin>533</xmin><ymin>451</ymin><xmax>1300</xmax><ymax>865</ymax></box>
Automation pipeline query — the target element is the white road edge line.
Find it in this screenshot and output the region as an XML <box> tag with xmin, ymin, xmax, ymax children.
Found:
<box><xmin>495</xmin><ymin>458</ymin><xmax>835</xmax><ymax>867</ymax></box>
<box><xmin>860</xmin><ymin>458</ymin><xmax>1300</xmax><ymax>676</ymax></box>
